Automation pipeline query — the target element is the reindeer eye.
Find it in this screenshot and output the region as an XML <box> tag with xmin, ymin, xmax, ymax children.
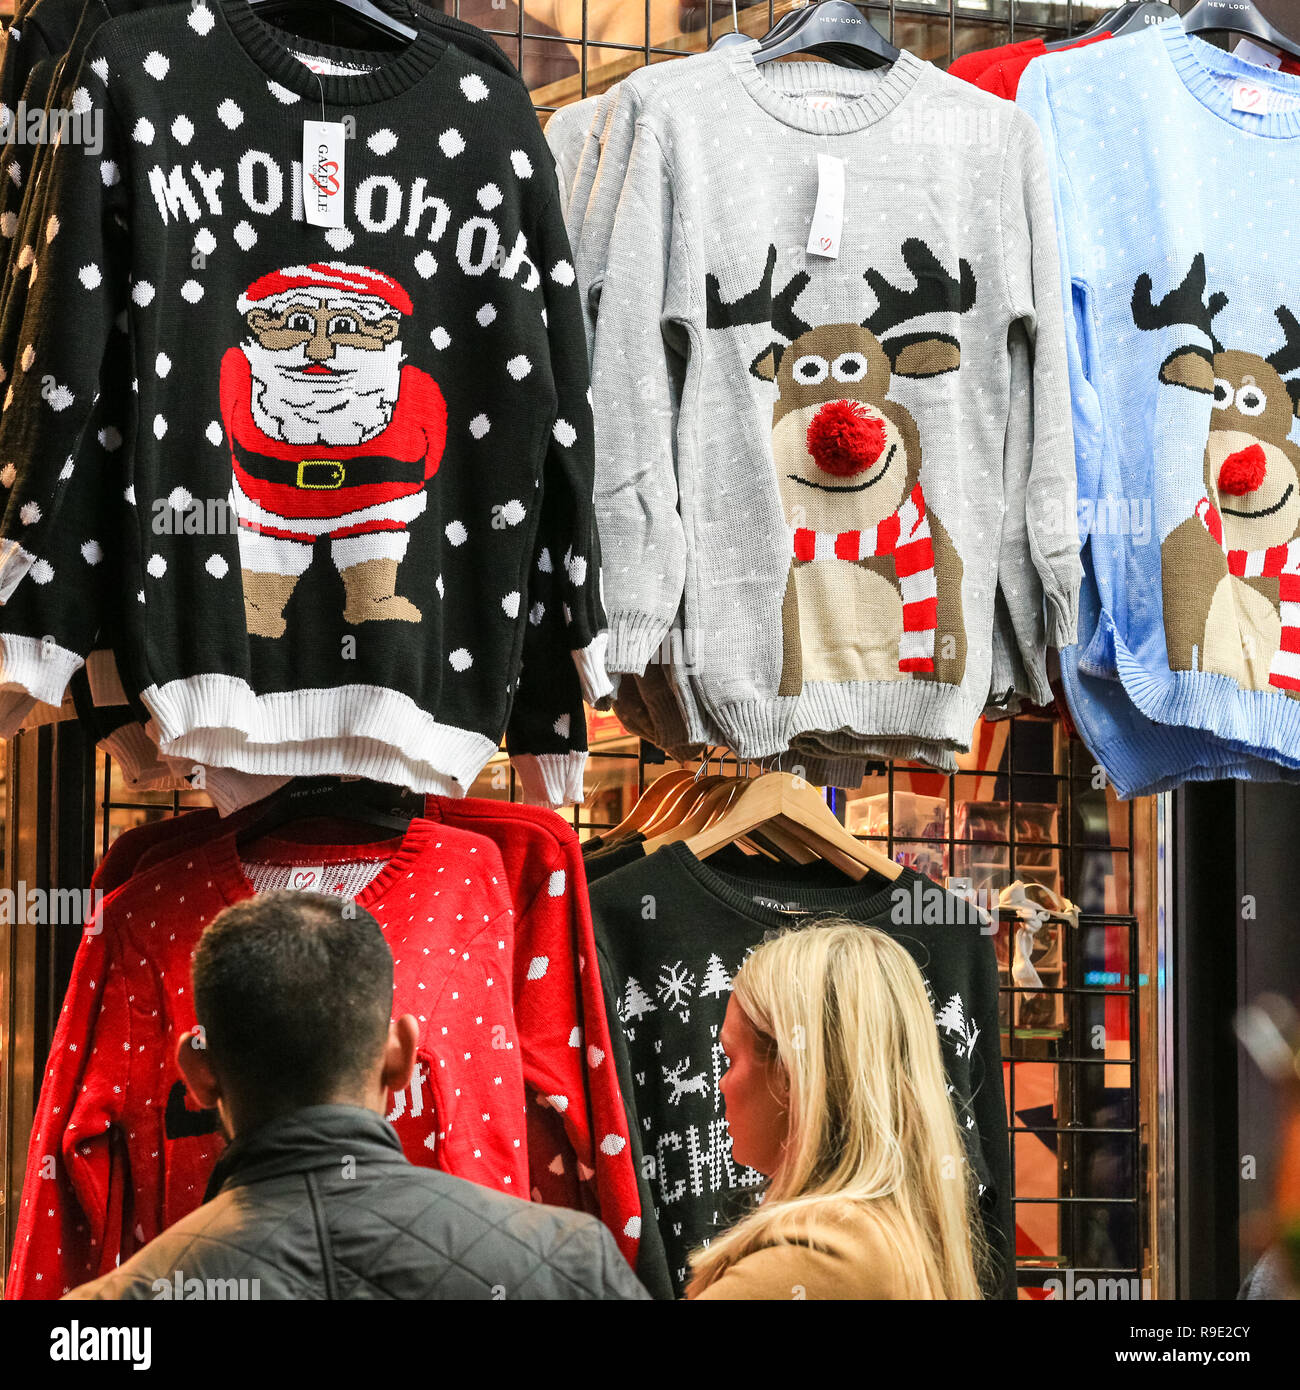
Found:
<box><xmin>831</xmin><ymin>353</ymin><xmax>869</xmax><ymax>384</ymax></box>
<box><xmin>1212</xmin><ymin>378</ymin><xmax>1233</xmax><ymax>408</ymax></box>
<box><xmin>1236</xmin><ymin>384</ymin><xmax>1266</xmax><ymax>416</ymax></box>
<box><xmin>792</xmin><ymin>355</ymin><xmax>829</xmax><ymax>386</ymax></box>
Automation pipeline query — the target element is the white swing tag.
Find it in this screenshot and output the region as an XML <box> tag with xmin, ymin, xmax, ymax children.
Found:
<box><xmin>303</xmin><ymin>120</ymin><xmax>346</xmax><ymax>227</ymax></box>
<box><xmin>806</xmin><ymin>153</ymin><xmax>845</xmax><ymax>260</ymax></box>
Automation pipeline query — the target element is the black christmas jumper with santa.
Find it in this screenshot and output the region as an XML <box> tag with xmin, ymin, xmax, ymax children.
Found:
<box><xmin>0</xmin><ymin>1</ymin><xmax>607</xmax><ymax>796</ymax></box>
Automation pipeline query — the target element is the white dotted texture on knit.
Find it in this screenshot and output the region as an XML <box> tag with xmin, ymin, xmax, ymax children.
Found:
<box><xmin>192</xmin><ymin>227</ymin><xmax>216</xmax><ymax>257</ymax></box>
<box><xmin>143</xmin><ymin>52</ymin><xmax>170</xmax><ymax>81</ymax></box>
<box><xmin>171</xmin><ymin>115</ymin><xmax>194</xmax><ymax>146</ymax></box>
<box><xmin>429</xmin><ymin>326</ymin><xmax>450</xmax><ymax>349</ymax></box>
<box><xmin>469</xmin><ymin>414</ymin><xmax>490</xmax><ymax>439</ymax></box>
<box><xmin>217</xmin><ymin>99</ymin><xmax>244</xmax><ymax>129</ymax></box>
<box><xmin>189</xmin><ymin>3</ymin><xmax>215</xmax><ymax>35</ymax></box>
<box><xmin>233</xmin><ymin>221</ymin><xmax>257</xmax><ymax>251</ymax></box>
<box><xmin>445</xmin><ymin>521</ymin><xmax>467</xmax><ymax>546</ymax></box>
<box><xmin>510</xmin><ymin>150</ymin><xmax>533</xmax><ymax>178</ymax></box>
<box><xmin>132</xmin><ymin>118</ymin><xmax>154</xmax><ymax>145</ymax></box>
<box><xmin>368</xmin><ymin>128</ymin><xmax>398</xmax><ymax>156</ymax></box>
<box><xmin>439</xmin><ymin>129</ymin><xmax>466</xmax><ymax>158</ymax></box>
<box><xmin>461</xmin><ymin>74</ymin><xmax>489</xmax><ymax>103</ymax></box>
<box><xmin>448</xmin><ymin>648</ymin><xmax>473</xmax><ymax>672</ymax></box>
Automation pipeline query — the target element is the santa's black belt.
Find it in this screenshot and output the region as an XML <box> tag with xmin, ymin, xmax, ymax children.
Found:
<box><xmin>234</xmin><ymin>447</ymin><xmax>421</xmax><ymax>490</ymax></box>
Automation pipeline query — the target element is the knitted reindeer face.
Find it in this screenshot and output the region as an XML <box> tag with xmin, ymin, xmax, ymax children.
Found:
<box><xmin>707</xmin><ymin>240</ymin><xmax>975</xmax><ymax>534</ymax></box>
<box><xmin>1134</xmin><ymin>255</ymin><xmax>1300</xmax><ymax>552</ymax></box>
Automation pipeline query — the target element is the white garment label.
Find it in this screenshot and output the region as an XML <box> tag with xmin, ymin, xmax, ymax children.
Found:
<box><xmin>285</xmin><ymin>864</ymin><xmax>325</xmax><ymax>891</ymax></box>
<box><xmin>806</xmin><ymin>153</ymin><xmax>845</xmax><ymax>260</ymax></box>
<box><xmin>302</xmin><ymin>120</ymin><xmax>346</xmax><ymax>227</ymax></box>
<box><xmin>1233</xmin><ymin>37</ymin><xmax>1283</xmax><ymax>71</ymax></box>
<box><xmin>1230</xmin><ymin>78</ymin><xmax>1300</xmax><ymax>114</ymax></box>
<box><xmin>804</xmin><ymin>94</ymin><xmax>844</xmax><ymax>111</ymax></box>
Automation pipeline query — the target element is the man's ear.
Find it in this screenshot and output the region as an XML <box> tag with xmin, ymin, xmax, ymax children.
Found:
<box><xmin>246</xmin><ymin>307</ymin><xmax>281</xmax><ymax>335</ymax></box>
<box><xmin>176</xmin><ymin>1029</ymin><xmax>221</xmax><ymax>1110</ymax></box>
<box><xmin>380</xmin><ymin>1015</ymin><xmax>419</xmax><ymax>1095</ymax></box>
<box><xmin>370</xmin><ymin>316</ymin><xmax>400</xmax><ymax>343</ymax></box>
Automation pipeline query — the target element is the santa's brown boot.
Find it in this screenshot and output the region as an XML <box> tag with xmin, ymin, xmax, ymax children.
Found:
<box><xmin>341</xmin><ymin>558</ymin><xmax>422</xmax><ymax>625</ymax></box>
<box><xmin>242</xmin><ymin>570</ymin><xmax>301</xmax><ymax>638</ymax></box>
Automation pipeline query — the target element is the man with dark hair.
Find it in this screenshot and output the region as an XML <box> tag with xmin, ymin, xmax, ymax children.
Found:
<box><xmin>65</xmin><ymin>890</ymin><xmax>649</xmax><ymax>1301</ymax></box>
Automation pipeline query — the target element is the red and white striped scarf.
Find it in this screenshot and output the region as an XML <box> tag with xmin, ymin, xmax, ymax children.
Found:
<box><xmin>1195</xmin><ymin>496</ymin><xmax>1300</xmax><ymax>691</ymax></box>
<box><xmin>792</xmin><ymin>481</ymin><xmax>937</xmax><ymax>674</ymax></box>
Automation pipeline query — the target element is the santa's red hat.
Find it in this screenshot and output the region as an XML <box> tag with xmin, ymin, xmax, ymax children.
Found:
<box><xmin>237</xmin><ymin>262</ymin><xmax>413</xmax><ymax>318</ymax></box>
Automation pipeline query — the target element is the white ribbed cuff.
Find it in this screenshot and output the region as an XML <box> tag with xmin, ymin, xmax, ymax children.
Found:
<box><xmin>512</xmin><ymin>751</ymin><xmax>587</xmax><ymax>808</ymax></box>
<box><xmin>605</xmin><ymin>611</ymin><xmax>671</xmax><ymax>677</ymax></box>
<box><xmin>572</xmin><ymin>631</ymin><xmax>615</xmax><ymax>708</ymax></box>
<box><xmin>0</xmin><ymin>633</ymin><xmax>83</xmax><ymax>709</ymax></box>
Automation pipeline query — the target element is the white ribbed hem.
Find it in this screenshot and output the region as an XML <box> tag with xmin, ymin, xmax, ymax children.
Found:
<box><xmin>86</xmin><ymin>648</ymin><xmax>129</xmax><ymax>706</ymax></box>
<box><xmin>605</xmin><ymin>610</ymin><xmax>672</xmax><ymax>677</ymax></box>
<box><xmin>512</xmin><ymin>751</ymin><xmax>588</xmax><ymax>808</ymax></box>
<box><xmin>0</xmin><ymin>633</ymin><xmax>83</xmax><ymax>708</ymax></box>
<box><xmin>789</xmin><ymin>680</ymin><xmax>979</xmax><ymax>755</ymax></box>
<box><xmin>140</xmin><ymin>674</ymin><xmax>497</xmax><ymax>794</ymax></box>
<box><xmin>0</xmin><ymin>540</ymin><xmax>36</xmax><ymax>603</ymax></box>
<box><xmin>157</xmin><ymin>752</ymin><xmax>292</xmax><ymax>816</ymax></box>
<box><xmin>572</xmin><ymin>631</ymin><xmax>615</xmax><ymax>707</ymax></box>
<box><xmin>103</xmin><ymin>723</ymin><xmax>191</xmax><ymax>792</ymax></box>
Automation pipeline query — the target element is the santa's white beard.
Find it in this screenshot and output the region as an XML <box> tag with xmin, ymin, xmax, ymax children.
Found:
<box><xmin>244</xmin><ymin>340</ymin><xmax>404</xmax><ymax>446</ymax></box>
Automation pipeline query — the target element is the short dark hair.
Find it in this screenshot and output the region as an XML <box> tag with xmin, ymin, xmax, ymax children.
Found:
<box><xmin>192</xmin><ymin>891</ymin><xmax>393</xmax><ymax>1116</ymax></box>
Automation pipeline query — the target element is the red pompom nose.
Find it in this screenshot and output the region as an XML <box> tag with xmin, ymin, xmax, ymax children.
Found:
<box><xmin>806</xmin><ymin>400</ymin><xmax>886</xmax><ymax>477</ymax></box>
<box><xmin>1218</xmin><ymin>444</ymin><xmax>1268</xmax><ymax>496</ymax></box>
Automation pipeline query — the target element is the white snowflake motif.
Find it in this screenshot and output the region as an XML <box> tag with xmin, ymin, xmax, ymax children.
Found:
<box><xmin>656</xmin><ymin>961</ymin><xmax>696</xmax><ymax>1022</ymax></box>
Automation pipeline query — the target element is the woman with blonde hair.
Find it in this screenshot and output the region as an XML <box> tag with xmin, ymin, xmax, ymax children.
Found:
<box><xmin>686</xmin><ymin>920</ymin><xmax>988</xmax><ymax>1300</ymax></box>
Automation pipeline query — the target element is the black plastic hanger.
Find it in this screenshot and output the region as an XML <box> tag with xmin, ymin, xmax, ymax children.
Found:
<box><xmin>711</xmin><ymin>0</ymin><xmax>801</xmax><ymax>52</ymax></box>
<box><xmin>753</xmin><ymin>1</ymin><xmax>901</xmax><ymax>70</ymax></box>
<box><xmin>234</xmin><ymin>776</ymin><xmax>423</xmax><ymax>848</ymax></box>
<box><xmin>1182</xmin><ymin>0</ymin><xmax>1300</xmax><ymax>62</ymax></box>
<box><xmin>1044</xmin><ymin>2</ymin><xmax>1177</xmax><ymax>51</ymax></box>
<box><xmin>248</xmin><ymin>0</ymin><xmax>419</xmax><ymax>45</ymax></box>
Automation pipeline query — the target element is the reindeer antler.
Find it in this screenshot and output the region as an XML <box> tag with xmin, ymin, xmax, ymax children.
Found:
<box><xmin>1131</xmin><ymin>253</ymin><xmax>1228</xmax><ymax>354</ymax></box>
<box><xmin>706</xmin><ymin>244</ymin><xmax>811</xmax><ymax>342</ymax></box>
<box><xmin>706</xmin><ymin>244</ymin><xmax>777</xmax><ymax>330</ymax></box>
<box><xmin>1267</xmin><ymin>305</ymin><xmax>1300</xmax><ymax>379</ymax></box>
<box><xmin>863</xmin><ymin>238</ymin><xmax>976</xmax><ymax>337</ymax></box>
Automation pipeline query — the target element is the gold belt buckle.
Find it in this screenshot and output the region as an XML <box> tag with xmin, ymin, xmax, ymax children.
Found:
<box><xmin>296</xmin><ymin>459</ymin><xmax>345</xmax><ymax>489</ymax></box>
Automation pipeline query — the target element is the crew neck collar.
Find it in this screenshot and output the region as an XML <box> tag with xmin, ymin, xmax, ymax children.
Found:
<box><xmin>659</xmin><ymin>840</ymin><xmax>909</xmax><ymax>928</ymax></box>
<box><xmin>1158</xmin><ymin>17</ymin><xmax>1300</xmax><ymax>140</ymax></box>
<box><xmin>218</xmin><ymin>0</ymin><xmax>445</xmax><ymax>106</ymax></box>
<box><xmin>724</xmin><ymin>39</ymin><xmax>928</xmax><ymax>135</ymax></box>
<box><xmin>206</xmin><ymin>814</ymin><xmax>439</xmax><ymax>908</ymax></box>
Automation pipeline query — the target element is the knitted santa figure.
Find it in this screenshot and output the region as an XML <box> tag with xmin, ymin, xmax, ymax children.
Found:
<box><xmin>220</xmin><ymin>261</ymin><xmax>449</xmax><ymax>637</ymax></box>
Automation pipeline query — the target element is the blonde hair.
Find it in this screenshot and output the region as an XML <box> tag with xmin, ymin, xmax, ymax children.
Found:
<box><xmin>686</xmin><ymin>920</ymin><xmax>988</xmax><ymax>1299</ymax></box>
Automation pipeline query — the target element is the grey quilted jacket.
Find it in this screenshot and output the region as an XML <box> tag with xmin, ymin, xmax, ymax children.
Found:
<box><xmin>64</xmin><ymin>1105</ymin><xmax>650</xmax><ymax>1301</ymax></box>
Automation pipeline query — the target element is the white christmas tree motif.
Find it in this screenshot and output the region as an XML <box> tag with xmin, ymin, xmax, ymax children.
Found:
<box><xmin>934</xmin><ymin>992</ymin><xmax>980</xmax><ymax>1059</ymax></box>
<box><xmin>698</xmin><ymin>953</ymin><xmax>733</xmax><ymax>999</ymax></box>
<box><xmin>623</xmin><ymin>976</ymin><xmax>657</xmax><ymax>1023</ymax></box>
<box><xmin>657</xmin><ymin>961</ymin><xmax>697</xmax><ymax>1020</ymax></box>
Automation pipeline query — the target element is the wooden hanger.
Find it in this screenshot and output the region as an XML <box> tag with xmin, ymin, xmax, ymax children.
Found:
<box><xmin>601</xmin><ymin>768</ymin><xmax>695</xmax><ymax>845</ymax></box>
<box><xmin>653</xmin><ymin>771</ymin><xmax>903</xmax><ymax>882</ymax></box>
